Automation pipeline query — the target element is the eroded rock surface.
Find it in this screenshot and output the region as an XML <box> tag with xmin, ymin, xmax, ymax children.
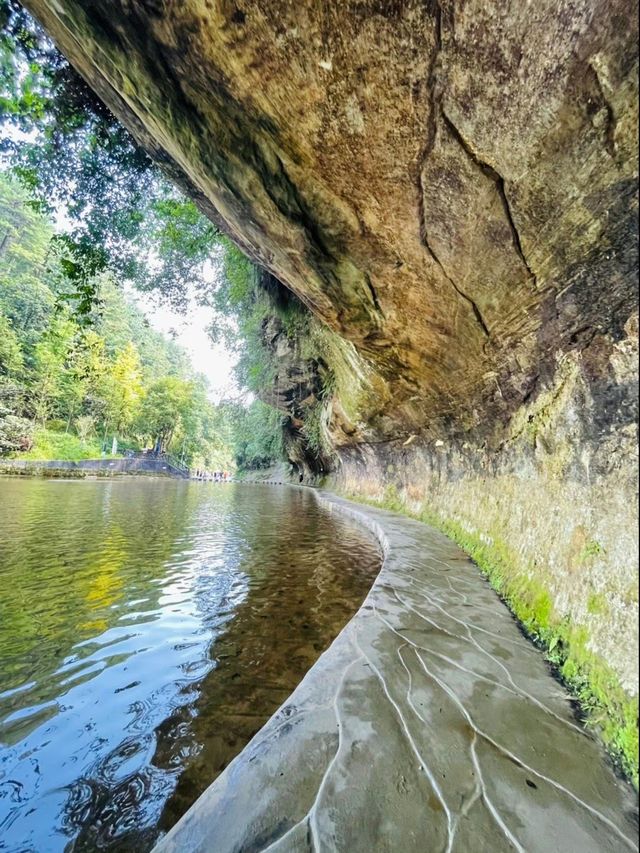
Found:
<box><xmin>23</xmin><ymin>0</ymin><xmax>638</xmax><ymax>436</ymax></box>
<box><xmin>24</xmin><ymin>0</ymin><xmax>638</xmax><ymax>764</ymax></box>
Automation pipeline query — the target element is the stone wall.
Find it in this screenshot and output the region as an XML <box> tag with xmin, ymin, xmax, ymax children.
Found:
<box><xmin>331</xmin><ymin>316</ymin><xmax>638</xmax><ymax>777</ymax></box>
<box><xmin>0</xmin><ymin>457</ymin><xmax>189</xmax><ymax>478</ymax></box>
<box><xmin>337</xmin><ymin>316</ymin><xmax>639</xmax><ymax>690</ymax></box>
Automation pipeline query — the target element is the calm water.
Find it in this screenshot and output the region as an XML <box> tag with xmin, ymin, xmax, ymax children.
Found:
<box><xmin>0</xmin><ymin>478</ymin><xmax>381</xmax><ymax>852</ymax></box>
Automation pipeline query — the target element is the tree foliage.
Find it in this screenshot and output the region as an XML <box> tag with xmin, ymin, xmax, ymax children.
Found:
<box><xmin>137</xmin><ymin>377</ymin><xmax>193</xmax><ymax>454</ymax></box>
<box><xmin>224</xmin><ymin>399</ymin><xmax>285</xmax><ymax>470</ymax></box>
<box><xmin>0</xmin><ymin>0</ymin><xmax>218</xmax><ymax>311</ymax></box>
<box><xmin>0</xmin><ymin>2</ymin><xmax>294</xmax><ymax>472</ymax></box>
<box><xmin>0</xmin><ymin>174</ymin><xmax>233</xmax><ymax>468</ymax></box>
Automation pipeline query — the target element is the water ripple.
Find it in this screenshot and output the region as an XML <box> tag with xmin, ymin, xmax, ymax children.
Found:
<box><xmin>0</xmin><ymin>479</ymin><xmax>380</xmax><ymax>852</ymax></box>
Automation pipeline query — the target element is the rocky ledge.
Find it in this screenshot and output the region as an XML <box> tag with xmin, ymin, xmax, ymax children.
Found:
<box><xmin>153</xmin><ymin>490</ymin><xmax>638</xmax><ymax>853</ymax></box>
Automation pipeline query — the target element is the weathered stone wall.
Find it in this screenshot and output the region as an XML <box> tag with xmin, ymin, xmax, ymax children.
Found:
<box><xmin>336</xmin><ymin>316</ymin><xmax>639</xmax><ymax>695</ymax></box>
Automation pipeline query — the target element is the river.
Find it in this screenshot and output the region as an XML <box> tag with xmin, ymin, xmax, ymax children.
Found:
<box><xmin>0</xmin><ymin>478</ymin><xmax>381</xmax><ymax>852</ymax></box>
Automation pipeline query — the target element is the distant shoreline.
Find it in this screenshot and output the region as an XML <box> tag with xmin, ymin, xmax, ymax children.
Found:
<box><xmin>0</xmin><ymin>457</ymin><xmax>188</xmax><ymax>479</ymax></box>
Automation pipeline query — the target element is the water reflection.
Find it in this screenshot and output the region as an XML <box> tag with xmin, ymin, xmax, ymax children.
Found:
<box><xmin>0</xmin><ymin>479</ymin><xmax>380</xmax><ymax>852</ymax></box>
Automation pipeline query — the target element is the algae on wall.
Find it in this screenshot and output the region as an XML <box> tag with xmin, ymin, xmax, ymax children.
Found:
<box><xmin>229</xmin><ymin>272</ymin><xmax>388</xmax><ymax>476</ymax></box>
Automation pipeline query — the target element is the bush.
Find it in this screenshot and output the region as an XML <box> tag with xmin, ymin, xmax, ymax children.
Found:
<box><xmin>0</xmin><ymin>414</ymin><xmax>33</xmax><ymax>454</ymax></box>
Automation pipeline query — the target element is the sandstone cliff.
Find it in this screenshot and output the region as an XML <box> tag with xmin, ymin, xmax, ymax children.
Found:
<box><xmin>24</xmin><ymin>0</ymin><xmax>639</xmax><ymax>778</ymax></box>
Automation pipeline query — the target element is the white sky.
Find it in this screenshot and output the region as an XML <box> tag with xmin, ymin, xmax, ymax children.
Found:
<box><xmin>127</xmin><ymin>277</ymin><xmax>239</xmax><ymax>404</ymax></box>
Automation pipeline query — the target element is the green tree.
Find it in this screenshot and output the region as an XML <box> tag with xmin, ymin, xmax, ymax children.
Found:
<box><xmin>102</xmin><ymin>342</ymin><xmax>143</xmax><ymax>444</ymax></box>
<box><xmin>170</xmin><ymin>378</ymin><xmax>234</xmax><ymax>469</ymax></box>
<box><xmin>137</xmin><ymin>376</ymin><xmax>193</xmax><ymax>453</ymax></box>
<box><xmin>0</xmin><ymin>375</ymin><xmax>31</xmax><ymax>452</ymax></box>
<box><xmin>0</xmin><ymin>1</ymin><xmax>218</xmax><ymax>312</ymax></box>
<box><xmin>74</xmin><ymin>413</ymin><xmax>95</xmax><ymax>444</ymax></box>
<box><xmin>0</xmin><ymin>407</ymin><xmax>32</xmax><ymax>452</ymax></box>
<box><xmin>0</xmin><ymin>312</ymin><xmax>23</xmax><ymax>375</ymax></box>
<box><xmin>0</xmin><ymin>175</ymin><xmax>55</xmax><ymax>363</ymax></box>
<box><xmin>56</xmin><ymin>329</ymin><xmax>106</xmax><ymax>430</ymax></box>
<box><xmin>225</xmin><ymin>399</ymin><xmax>285</xmax><ymax>470</ymax></box>
<box><xmin>29</xmin><ymin>312</ymin><xmax>74</xmax><ymax>424</ymax></box>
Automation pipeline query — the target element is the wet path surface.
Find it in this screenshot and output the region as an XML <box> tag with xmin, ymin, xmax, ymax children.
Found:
<box><xmin>155</xmin><ymin>491</ymin><xmax>639</xmax><ymax>853</ymax></box>
<box><xmin>0</xmin><ymin>480</ymin><xmax>381</xmax><ymax>852</ymax></box>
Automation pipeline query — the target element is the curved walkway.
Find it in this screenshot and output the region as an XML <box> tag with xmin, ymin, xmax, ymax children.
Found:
<box><xmin>154</xmin><ymin>491</ymin><xmax>638</xmax><ymax>853</ymax></box>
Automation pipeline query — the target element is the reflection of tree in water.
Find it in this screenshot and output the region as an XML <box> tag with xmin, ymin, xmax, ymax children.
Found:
<box><xmin>153</xmin><ymin>486</ymin><xmax>380</xmax><ymax>833</ymax></box>
<box><xmin>56</xmin><ymin>485</ymin><xmax>249</xmax><ymax>853</ymax></box>
<box><xmin>0</xmin><ymin>482</ymin><xmax>379</xmax><ymax>853</ymax></box>
<box><xmin>0</xmin><ymin>480</ymin><xmax>193</xmax><ymax>698</ymax></box>
<box><xmin>1</xmin><ymin>479</ymin><xmax>197</xmax><ymax>851</ymax></box>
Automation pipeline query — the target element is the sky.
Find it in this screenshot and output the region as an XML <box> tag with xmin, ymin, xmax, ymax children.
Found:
<box><xmin>127</xmin><ymin>266</ymin><xmax>240</xmax><ymax>404</ymax></box>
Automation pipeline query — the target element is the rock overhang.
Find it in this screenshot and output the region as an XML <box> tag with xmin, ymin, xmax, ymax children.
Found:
<box><xmin>21</xmin><ymin>0</ymin><xmax>639</xmax><ymax>442</ymax></box>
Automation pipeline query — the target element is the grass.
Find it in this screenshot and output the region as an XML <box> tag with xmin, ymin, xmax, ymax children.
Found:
<box><xmin>16</xmin><ymin>428</ymin><xmax>119</xmax><ymax>462</ymax></box>
<box><xmin>580</xmin><ymin>540</ymin><xmax>605</xmax><ymax>562</ymax></box>
<box><xmin>342</xmin><ymin>484</ymin><xmax>639</xmax><ymax>789</ymax></box>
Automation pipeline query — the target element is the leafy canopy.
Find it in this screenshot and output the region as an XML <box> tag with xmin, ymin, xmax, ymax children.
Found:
<box><xmin>0</xmin><ymin>174</ymin><xmax>237</xmax><ymax>467</ymax></box>
<box><xmin>0</xmin><ymin>0</ymin><xmax>218</xmax><ymax>312</ymax></box>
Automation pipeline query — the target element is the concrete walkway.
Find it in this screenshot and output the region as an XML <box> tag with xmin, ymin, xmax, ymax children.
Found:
<box><xmin>154</xmin><ymin>492</ymin><xmax>638</xmax><ymax>853</ymax></box>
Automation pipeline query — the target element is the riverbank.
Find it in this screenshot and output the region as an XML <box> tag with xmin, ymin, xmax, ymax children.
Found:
<box><xmin>0</xmin><ymin>457</ymin><xmax>189</xmax><ymax>479</ymax></box>
<box><xmin>153</xmin><ymin>488</ymin><xmax>638</xmax><ymax>853</ymax></box>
